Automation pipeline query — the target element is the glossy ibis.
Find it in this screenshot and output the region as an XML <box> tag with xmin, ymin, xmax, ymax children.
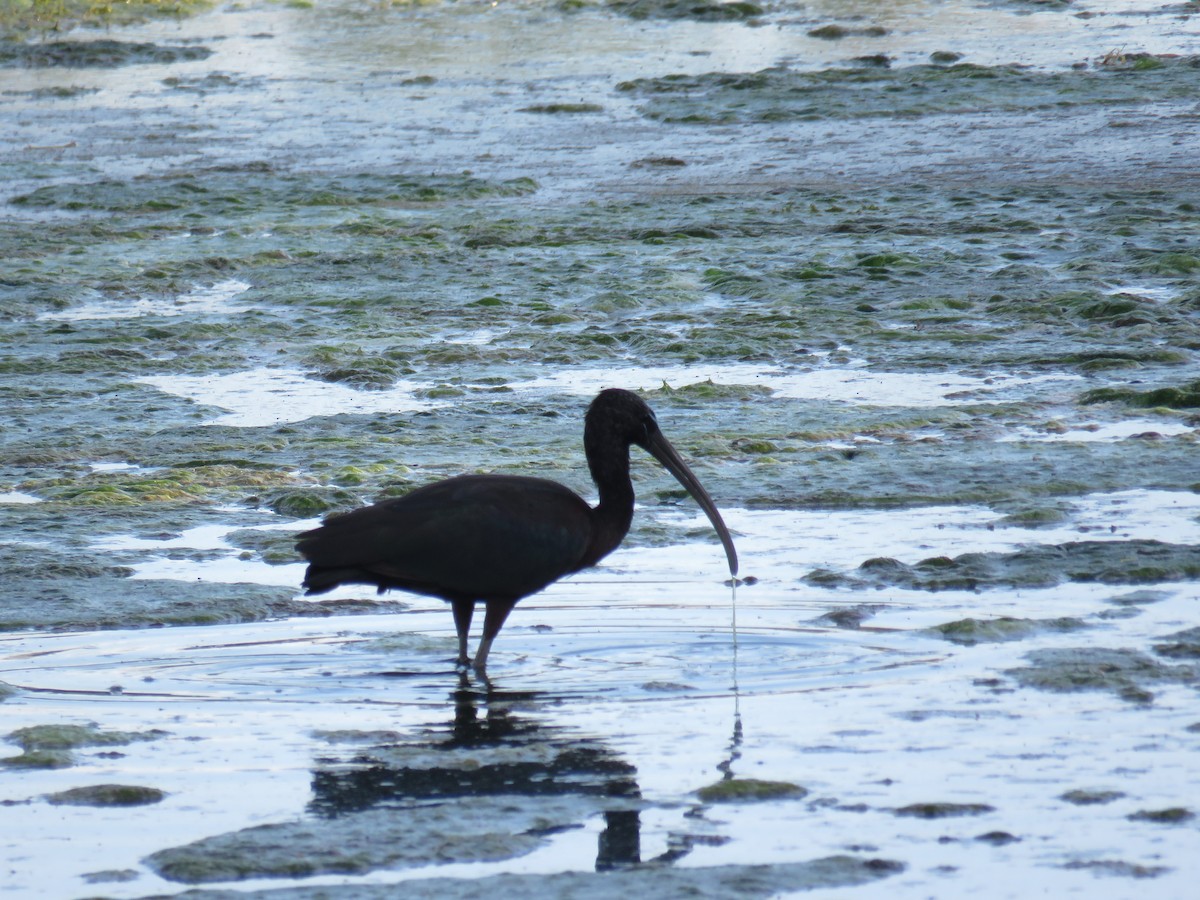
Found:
<box><xmin>296</xmin><ymin>388</ymin><xmax>738</xmax><ymax>672</ymax></box>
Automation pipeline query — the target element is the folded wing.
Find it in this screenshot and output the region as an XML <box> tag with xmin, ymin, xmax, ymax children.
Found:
<box><xmin>296</xmin><ymin>474</ymin><xmax>595</xmax><ymax>602</ymax></box>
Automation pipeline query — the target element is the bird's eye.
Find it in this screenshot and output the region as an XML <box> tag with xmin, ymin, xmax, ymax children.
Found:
<box><xmin>640</xmin><ymin>413</ymin><xmax>656</xmax><ymax>439</ymax></box>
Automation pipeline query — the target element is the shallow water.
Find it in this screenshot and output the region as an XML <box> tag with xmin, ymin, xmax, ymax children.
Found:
<box><xmin>4</xmin><ymin>499</ymin><xmax>1200</xmax><ymax>896</ymax></box>
<box><xmin>2</xmin><ymin>0</ymin><xmax>1199</xmax><ymax>897</ymax></box>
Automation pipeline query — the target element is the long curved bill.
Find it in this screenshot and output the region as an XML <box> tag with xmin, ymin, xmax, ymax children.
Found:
<box><xmin>644</xmin><ymin>430</ymin><xmax>739</xmax><ymax>577</ymax></box>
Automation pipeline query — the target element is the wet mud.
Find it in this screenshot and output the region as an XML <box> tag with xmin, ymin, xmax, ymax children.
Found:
<box><xmin>1</xmin><ymin>0</ymin><xmax>1199</xmax><ymax>897</ymax></box>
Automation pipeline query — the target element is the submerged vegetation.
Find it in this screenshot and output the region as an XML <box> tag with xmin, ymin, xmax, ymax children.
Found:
<box><xmin>2</xmin><ymin>169</ymin><xmax>1198</xmax><ymax>628</ymax></box>
<box><xmin>617</xmin><ymin>57</ymin><xmax>1200</xmax><ymax>124</ymax></box>
<box><xmin>1</xmin><ymin>723</ymin><xmax>166</xmax><ymax>769</ymax></box>
<box><xmin>1082</xmin><ymin>379</ymin><xmax>1200</xmax><ymax>410</ymax></box>
<box><xmin>0</xmin><ymin>0</ymin><xmax>211</xmax><ymax>36</ymax></box>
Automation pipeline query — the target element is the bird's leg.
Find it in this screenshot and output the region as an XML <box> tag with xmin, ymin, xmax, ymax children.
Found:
<box><xmin>473</xmin><ymin>599</ymin><xmax>517</xmax><ymax>674</ymax></box>
<box><xmin>450</xmin><ymin>599</ymin><xmax>474</xmax><ymax>669</ymax></box>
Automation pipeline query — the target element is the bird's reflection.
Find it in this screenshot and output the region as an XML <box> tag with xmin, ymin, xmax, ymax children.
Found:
<box><xmin>596</xmin><ymin>809</ymin><xmax>641</xmax><ymax>871</ymax></box>
<box><xmin>308</xmin><ymin>679</ymin><xmax>644</xmax><ymax>869</ymax></box>
<box><xmin>718</xmin><ymin>579</ymin><xmax>743</xmax><ymax>783</ymax></box>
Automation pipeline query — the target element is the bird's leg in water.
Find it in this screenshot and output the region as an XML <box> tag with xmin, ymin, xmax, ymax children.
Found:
<box><xmin>473</xmin><ymin>599</ymin><xmax>517</xmax><ymax>673</ymax></box>
<box><xmin>450</xmin><ymin>599</ymin><xmax>474</xmax><ymax>668</ymax></box>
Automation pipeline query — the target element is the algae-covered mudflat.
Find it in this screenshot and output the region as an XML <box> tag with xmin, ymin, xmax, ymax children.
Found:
<box><xmin>1</xmin><ymin>0</ymin><xmax>1198</xmax><ymax>897</ymax></box>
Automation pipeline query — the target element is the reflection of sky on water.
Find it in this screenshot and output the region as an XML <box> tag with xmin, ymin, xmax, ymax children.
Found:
<box><xmin>0</xmin><ymin>491</ymin><xmax>41</xmax><ymax>504</ymax></box>
<box><xmin>4</xmin><ymin>534</ymin><xmax>1199</xmax><ymax>897</ymax></box>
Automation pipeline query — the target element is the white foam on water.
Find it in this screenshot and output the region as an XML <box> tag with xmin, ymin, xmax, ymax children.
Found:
<box><xmin>39</xmin><ymin>279</ymin><xmax>253</xmax><ymax>321</ymax></box>
<box><xmin>1105</xmin><ymin>283</ymin><xmax>1182</xmax><ymax>303</ymax></box>
<box><xmin>138</xmin><ymin>360</ymin><xmax>1081</xmax><ymax>430</ymax></box>
<box><xmin>88</xmin><ymin>462</ymin><xmax>150</xmax><ymax>473</ymax></box>
<box><xmin>999</xmin><ymin>418</ymin><xmax>1195</xmax><ymax>443</ymax></box>
<box><xmin>514</xmin><ymin>364</ymin><xmax>1079</xmax><ymax>408</ymax></box>
<box><xmin>138</xmin><ymin>368</ymin><xmax>444</xmax><ymax>427</ymax></box>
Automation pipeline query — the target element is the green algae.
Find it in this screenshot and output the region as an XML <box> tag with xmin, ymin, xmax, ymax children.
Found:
<box><xmin>1152</xmin><ymin>626</ymin><xmax>1200</xmax><ymax>660</ymax></box>
<box><xmin>618</xmin><ymin>59</ymin><xmax>1200</xmax><ymax>124</ymax></box>
<box><xmin>151</xmin><ymin>856</ymin><xmax>903</xmax><ymax>897</ymax></box>
<box><xmin>0</xmin><ymin>534</ymin><xmax>336</xmax><ymax>631</ymax></box>
<box><xmin>812</xmin><ymin>541</ymin><xmax>1200</xmax><ymax>592</ymax></box>
<box><xmin>0</xmin><ymin>543</ymin><xmax>132</xmax><ymax>581</ymax></box>
<box><xmin>995</xmin><ymin>506</ymin><xmax>1070</xmax><ymax>528</ymax></box>
<box><xmin>1061</xmin><ymin>860</ymin><xmax>1170</xmax><ymax>878</ymax></box>
<box><xmin>1060</xmin><ymin>789</ymin><xmax>1125</xmax><ymax>806</ymax></box>
<box><xmin>3</xmin><ymin>120</ymin><xmax>1200</xmax><ymax>634</ymax></box>
<box><xmin>11</xmin><ymin>171</ymin><xmax>538</xmax><ymax>216</ymax></box>
<box><xmin>808</xmin><ymin>24</ymin><xmax>889</xmax><ymax>40</ymax></box>
<box><xmin>0</xmin><ymin>577</ymin><xmax>386</xmax><ymax>631</ymax></box>
<box><xmin>145</xmin><ymin>798</ymin><xmax>579</xmax><ymax>882</ymax></box>
<box><xmin>0</xmin><ymin>749</ymin><xmax>74</xmax><ymax>769</ymax></box>
<box><xmin>0</xmin><ymin>39</ymin><xmax>212</xmax><ymax>67</ymax></box>
<box><xmin>1127</xmin><ymin>807</ymin><xmax>1195</xmax><ymax>824</ymax></box>
<box><xmin>975</xmin><ymin>831</ymin><xmax>1019</xmax><ymax>845</ymax></box>
<box><xmin>2</xmin><ymin>724</ymin><xmax>166</xmax><ymax>769</ymax></box>
<box><xmin>225</xmin><ymin>527</ymin><xmax>308</xmax><ymax>563</ymax></box>
<box><xmin>1081</xmin><ymin>379</ymin><xmax>1200</xmax><ymax>410</ymax></box>
<box><xmin>607</xmin><ymin>0</ymin><xmax>763</xmax><ymax>22</ymax></box>
<box><xmin>0</xmin><ymin>5</ymin><xmax>1197</xmax><ymax>892</ymax></box>
<box><xmin>930</xmin><ymin>51</ymin><xmax>963</xmax><ymax>65</ymax></box>
<box><xmin>1132</xmin><ymin>250</ymin><xmax>1200</xmax><ymax>276</ymax></box>
<box><xmin>163</xmin><ymin>72</ymin><xmax>264</xmax><ymax>94</ymax></box>
<box><xmin>928</xmin><ymin>616</ymin><xmax>1087</xmax><ymax>645</ymax></box>
<box><xmin>696</xmin><ymin>778</ymin><xmax>808</xmax><ymax>803</ymax></box>
<box><xmin>894</xmin><ymin>802</ymin><xmax>995</xmax><ymax>819</ymax></box>
<box><xmin>308</xmin><ymin>355</ymin><xmax>406</xmax><ymax>390</ymax></box>
<box><xmin>81</xmin><ymin>869</ymin><xmax>141</xmax><ymax>884</ymax></box>
<box><xmin>18</xmin><ymin>465</ymin><xmax>300</xmax><ymax>507</ymax></box>
<box><xmin>263</xmin><ymin>486</ymin><xmax>363</xmax><ymax>518</ymax></box>
<box><xmin>645</xmin><ymin>381</ymin><xmax>774</xmax><ymax>404</ymax></box>
<box><xmin>1106</xmin><ymin>590</ymin><xmax>1171</xmax><ymax>608</ymax></box>
<box><xmin>311</xmin><ymin>729</ymin><xmax>405</xmax><ymax>744</ymax></box>
<box><xmin>7</xmin><ymin>723</ymin><xmax>166</xmax><ymax>751</ymax></box>
<box><xmin>815</xmin><ymin>604</ymin><xmax>882</xmax><ymax>629</ymax></box>
<box><xmin>45</xmin><ymin>784</ymin><xmax>166</xmax><ymax>806</ymax></box>
<box><xmin>519</xmin><ymin>103</ymin><xmax>605</xmax><ymax>114</ymax></box>
<box><xmin>1006</xmin><ymin>647</ymin><xmax>1197</xmax><ymax>702</ymax></box>
<box><xmin>0</xmin><ymin>0</ymin><xmax>211</xmax><ymax>36</ymax></box>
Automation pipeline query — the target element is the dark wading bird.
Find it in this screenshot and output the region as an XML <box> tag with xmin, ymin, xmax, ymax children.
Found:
<box><xmin>296</xmin><ymin>388</ymin><xmax>739</xmax><ymax>673</ymax></box>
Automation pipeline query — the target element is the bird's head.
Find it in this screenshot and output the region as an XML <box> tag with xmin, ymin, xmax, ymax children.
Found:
<box><xmin>585</xmin><ymin>387</ymin><xmax>738</xmax><ymax>576</ymax></box>
<box><xmin>586</xmin><ymin>387</ymin><xmax>660</xmax><ymax>450</ymax></box>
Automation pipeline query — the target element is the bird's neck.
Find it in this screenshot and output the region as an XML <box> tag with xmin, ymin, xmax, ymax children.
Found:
<box><xmin>584</xmin><ymin>435</ymin><xmax>636</xmax><ymax>566</ymax></box>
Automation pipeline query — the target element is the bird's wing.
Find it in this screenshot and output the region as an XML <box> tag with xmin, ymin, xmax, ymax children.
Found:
<box><xmin>296</xmin><ymin>474</ymin><xmax>595</xmax><ymax>601</ymax></box>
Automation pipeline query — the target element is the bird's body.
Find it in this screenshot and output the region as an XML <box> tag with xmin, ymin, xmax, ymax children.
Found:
<box><xmin>299</xmin><ymin>474</ymin><xmax>606</xmax><ymax>602</ymax></box>
<box><xmin>296</xmin><ymin>389</ymin><xmax>738</xmax><ymax>673</ymax></box>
